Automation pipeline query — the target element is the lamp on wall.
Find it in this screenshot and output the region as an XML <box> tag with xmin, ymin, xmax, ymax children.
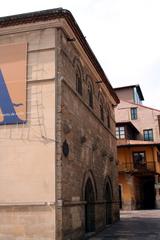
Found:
<box><xmin>96</xmin><ymin>80</ymin><xmax>102</xmax><ymax>84</ymax></box>
<box><xmin>67</xmin><ymin>37</ymin><xmax>76</xmax><ymax>42</ymax></box>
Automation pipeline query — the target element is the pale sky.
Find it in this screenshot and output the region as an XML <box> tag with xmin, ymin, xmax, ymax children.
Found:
<box><xmin>0</xmin><ymin>0</ymin><xmax>160</xmax><ymax>108</ymax></box>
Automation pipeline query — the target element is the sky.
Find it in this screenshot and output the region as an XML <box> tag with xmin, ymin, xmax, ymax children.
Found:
<box><xmin>0</xmin><ymin>0</ymin><xmax>160</xmax><ymax>109</ymax></box>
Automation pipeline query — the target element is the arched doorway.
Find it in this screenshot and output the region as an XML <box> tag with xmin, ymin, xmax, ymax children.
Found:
<box><xmin>104</xmin><ymin>181</ymin><xmax>112</xmax><ymax>225</ymax></box>
<box><xmin>85</xmin><ymin>178</ymin><xmax>95</xmax><ymax>233</ymax></box>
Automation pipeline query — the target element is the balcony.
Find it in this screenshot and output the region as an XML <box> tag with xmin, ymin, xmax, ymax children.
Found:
<box><xmin>118</xmin><ymin>161</ymin><xmax>156</xmax><ymax>174</ymax></box>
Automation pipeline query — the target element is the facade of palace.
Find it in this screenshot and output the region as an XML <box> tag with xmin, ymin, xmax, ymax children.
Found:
<box><xmin>0</xmin><ymin>8</ymin><xmax>119</xmax><ymax>240</ymax></box>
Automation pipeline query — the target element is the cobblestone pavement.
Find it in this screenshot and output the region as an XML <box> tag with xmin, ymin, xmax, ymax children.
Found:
<box><xmin>90</xmin><ymin>210</ymin><xmax>160</xmax><ymax>240</ymax></box>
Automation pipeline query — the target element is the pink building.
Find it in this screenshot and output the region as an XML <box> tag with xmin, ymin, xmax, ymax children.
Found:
<box><xmin>115</xmin><ymin>85</ymin><xmax>160</xmax><ymax>210</ymax></box>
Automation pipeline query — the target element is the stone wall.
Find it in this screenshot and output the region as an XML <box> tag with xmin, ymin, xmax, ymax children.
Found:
<box><xmin>0</xmin><ymin>205</ymin><xmax>55</xmax><ymax>240</ymax></box>
<box><xmin>56</xmin><ymin>28</ymin><xmax>119</xmax><ymax>240</ymax></box>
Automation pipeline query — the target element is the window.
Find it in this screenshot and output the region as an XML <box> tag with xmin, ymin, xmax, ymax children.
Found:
<box><xmin>87</xmin><ymin>81</ymin><xmax>93</xmax><ymax>108</ymax></box>
<box><xmin>107</xmin><ymin>111</ymin><xmax>110</xmax><ymax>129</ymax></box>
<box><xmin>106</xmin><ymin>105</ymin><xmax>110</xmax><ymax>129</ymax></box>
<box><xmin>130</xmin><ymin>107</ymin><xmax>137</xmax><ymax>120</ymax></box>
<box><xmin>133</xmin><ymin>152</ymin><xmax>146</xmax><ymax>168</ymax></box>
<box><xmin>116</xmin><ymin>126</ymin><xmax>125</xmax><ymax>139</ymax></box>
<box><xmin>98</xmin><ymin>92</ymin><xmax>104</xmax><ymax>122</ymax></box>
<box><xmin>100</xmin><ymin>100</ymin><xmax>104</xmax><ymax>122</ymax></box>
<box><xmin>133</xmin><ymin>87</ymin><xmax>142</xmax><ymax>104</ymax></box>
<box><xmin>76</xmin><ymin>66</ymin><xmax>82</xmax><ymax>96</ymax></box>
<box><xmin>143</xmin><ymin>129</ymin><xmax>153</xmax><ymax>141</ymax></box>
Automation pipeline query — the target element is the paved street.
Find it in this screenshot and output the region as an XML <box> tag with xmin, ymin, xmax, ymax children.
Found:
<box><xmin>90</xmin><ymin>210</ymin><xmax>160</xmax><ymax>240</ymax></box>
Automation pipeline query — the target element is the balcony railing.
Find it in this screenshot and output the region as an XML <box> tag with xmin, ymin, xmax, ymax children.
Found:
<box><xmin>118</xmin><ymin>161</ymin><xmax>156</xmax><ymax>173</ymax></box>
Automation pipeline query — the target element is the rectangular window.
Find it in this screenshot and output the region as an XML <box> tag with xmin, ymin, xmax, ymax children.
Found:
<box><xmin>133</xmin><ymin>152</ymin><xmax>146</xmax><ymax>168</ymax></box>
<box><xmin>133</xmin><ymin>87</ymin><xmax>142</xmax><ymax>104</ymax></box>
<box><xmin>143</xmin><ymin>129</ymin><xmax>153</xmax><ymax>141</ymax></box>
<box><xmin>116</xmin><ymin>126</ymin><xmax>125</xmax><ymax>139</ymax></box>
<box><xmin>130</xmin><ymin>107</ymin><xmax>137</xmax><ymax>120</ymax></box>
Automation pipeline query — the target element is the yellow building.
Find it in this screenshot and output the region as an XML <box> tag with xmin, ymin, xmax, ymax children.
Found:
<box><xmin>115</xmin><ymin>85</ymin><xmax>160</xmax><ymax>210</ymax></box>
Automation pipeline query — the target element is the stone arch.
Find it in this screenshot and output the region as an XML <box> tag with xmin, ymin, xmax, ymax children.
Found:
<box><xmin>103</xmin><ymin>176</ymin><xmax>113</xmax><ymax>225</ymax></box>
<box><xmin>82</xmin><ymin>170</ymin><xmax>97</xmax><ymax>201</ymax></box>
<box><xmin>82</xmin><ymin>170</ymin><xmax>97</xmax><ymax>233</ymax></box>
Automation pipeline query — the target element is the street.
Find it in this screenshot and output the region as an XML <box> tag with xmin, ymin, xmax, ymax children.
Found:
<box><xmin>90</xmin><ymin>210</ymin><xmax>160</xmax><ymax>240</ymax></box>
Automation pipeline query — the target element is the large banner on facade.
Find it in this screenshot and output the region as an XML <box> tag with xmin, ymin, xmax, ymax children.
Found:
<box><xmin>0</xmin><ymin>43</ymin><xmax>27</xmax><ymax>124</ymax></box>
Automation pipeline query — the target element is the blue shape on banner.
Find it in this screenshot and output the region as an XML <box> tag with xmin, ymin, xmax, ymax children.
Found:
<box><xmin>0</xmin><ymin>70</ymin><xmax>26</xmax><ymax>125</ymax></box>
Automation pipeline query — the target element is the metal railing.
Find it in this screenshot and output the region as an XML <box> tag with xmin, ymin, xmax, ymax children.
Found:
<box><xmin>118</xmin><ymin>161</ymin><xmax>155</xmax><ymax>173</ymax></box>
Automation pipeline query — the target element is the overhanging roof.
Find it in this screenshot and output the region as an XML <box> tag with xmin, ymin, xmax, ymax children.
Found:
<box><xmin>0</xmin><ymin>8</ymin><xmax>119</xmax><ymax>104</ymax></box>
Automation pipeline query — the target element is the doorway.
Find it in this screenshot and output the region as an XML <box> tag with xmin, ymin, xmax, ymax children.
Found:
<box><xmin>105</xmin><ymin>182</ymin><xmax>112</xmax><ymax>225</ymax></box>
<box><xmin>140</xmin><ymin>176</ymin><xmax>155</xmax><ymax>209</ymax></box>
<box><xmin>85</xmin><ymin>178</ymin><xmax>95</xmax><ymax>233</ymax></box>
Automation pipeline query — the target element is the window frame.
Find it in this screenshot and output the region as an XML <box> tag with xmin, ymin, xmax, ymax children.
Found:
<box><xmin>116</xmin><ymin>126</ymin><xmax>125</xmax><ymax>139</ymax></box>
<box><xmin>76</xmin><ymin>66</ymin><xmax>83</xmax><ymax>96</ymax></box>
<box><xmin>130</xmin><ymin>107</ymin><xmax>137</xmax><ymax>120</ymax></box>
<box><xmin>98</xmin><ymin>92</ymin><xmax>105</xmax><ymax>122</ymax></box>
<box><xmin>106</xmin><ymin>103</ymin><xmax>111</xmax><ymax>129</ymax></box>
<box><xmin>107</xmin><ymin>109</ymin><xmax>110</xmax><ymax>129</ymax></box>
<box><xmin>143</xmin><ymin>129</ymin><xmax>154</xmax><ymax>141</ymax></box>
<box><xmin>132</xmin><ymin>151</ymin><xmax>146</xmax><ymax>168</ymax></box>
<box><xmin>87</xmin><ymin>80</ymin><xmax>93</xmax><ymax>109</ymax></box>
<box><xmin>100</xmin><ymin>99</ymin><xmax>104</xmax><ymax>122</ymax></box>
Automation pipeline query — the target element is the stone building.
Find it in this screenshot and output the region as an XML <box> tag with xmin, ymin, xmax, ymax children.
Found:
<box><xmin>115</xmin><ymin>85</ymin><xmax>160</xmax><ymax>210</ymax></box>
<box><xmin>0</xmin><ymin>8</ymin><xmax>119</xmax><ymax>240</ymax></box>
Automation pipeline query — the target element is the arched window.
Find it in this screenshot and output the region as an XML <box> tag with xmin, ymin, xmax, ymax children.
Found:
<box><xmin>106</xmin><ymin>106</ymin><xmax>110</xmax><ymax>128</ymax></box>
<box><xmin>76</xmin><ymin>66</ymin><xmax>82</xmax><ymax>96</ymax></box>
<box><xmin>99</xmin><ymin>96</ymin><xmax>104</xmax><ymax>122</ymax></box>
<box><xmin>87</xmin><ymin>81</ymin><xmax>93</xmax><ymax>108</ymax></box>
<box><xmin>100</xmin><ymin>100</ymin><xmax>104</xmax><ymax>122</ymax></box>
